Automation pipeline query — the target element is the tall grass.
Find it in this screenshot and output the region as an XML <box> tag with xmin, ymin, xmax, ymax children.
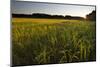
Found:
<box><xmin>12</xmin><ymin>19</ymin><xmax>96</xmax><ymax>66</ymax></box>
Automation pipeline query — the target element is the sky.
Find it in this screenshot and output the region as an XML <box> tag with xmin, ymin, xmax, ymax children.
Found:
<box><xmin>12</xmin><ymin>1</ymin><xmax>96</xmax><ymax>18</ymax></box>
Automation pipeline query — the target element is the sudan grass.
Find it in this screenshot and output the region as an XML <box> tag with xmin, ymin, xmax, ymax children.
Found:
<box><xmin>12</xmin><ymin>18</ymin><xmax>96</xmax><ymax>66</ymax></box>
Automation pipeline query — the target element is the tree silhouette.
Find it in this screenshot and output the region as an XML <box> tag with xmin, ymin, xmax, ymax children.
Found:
<box><xmin>86</xmin><ymin>10</ymin><xmax>96</xmax><ymax>21</ymax></box>
<box><xmin>12</xmin><ymin>13</ymin><xmax>84</xmax><ymax>20</ymax></box>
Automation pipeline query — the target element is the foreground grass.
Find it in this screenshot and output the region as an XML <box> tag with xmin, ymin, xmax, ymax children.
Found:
<box><xmin>12</xmin><ymin>18</ymin><xmax>96</xmax><ymax>66</ymax></box>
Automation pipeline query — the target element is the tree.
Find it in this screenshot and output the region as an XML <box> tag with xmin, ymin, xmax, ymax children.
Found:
<box><xmin>86</xmin><ymin>10</ymin><xmax>96</xmax><ymax>21</ymax></box>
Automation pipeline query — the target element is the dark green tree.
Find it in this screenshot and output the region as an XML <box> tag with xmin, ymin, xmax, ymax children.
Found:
<box><xmin>86</xmin><ymin>10</ymin><xmax>96</xmax><ymax>21</ymax></box>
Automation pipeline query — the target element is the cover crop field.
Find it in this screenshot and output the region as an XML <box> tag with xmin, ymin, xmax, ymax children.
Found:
<box><xmin>12</xmin><ymin>18</ymin><xmax>96</xmax><ymax>66</ymax></box>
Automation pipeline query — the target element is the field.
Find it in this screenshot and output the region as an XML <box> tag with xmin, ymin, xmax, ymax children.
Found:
<box><xmin>12</xmin><ymin>18</ymin><xmax>96</xmax><ymax>66</ymax></box>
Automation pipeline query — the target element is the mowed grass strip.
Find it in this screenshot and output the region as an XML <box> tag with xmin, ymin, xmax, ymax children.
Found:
<box><xmin>12</xmin><ymin>18</ymin><xmax>84</xmax><ymax>24</ymax></box>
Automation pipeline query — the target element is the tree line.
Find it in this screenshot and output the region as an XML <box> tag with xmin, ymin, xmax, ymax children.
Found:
<box><xmin>12</xmin><ymin>13</ymin><xmax>84</xmax><ymax>20</ymax></box>
<box><xmin>12</xmin><ymin>10</ymin><xmax>96</xmax><ymax>21</ymax></box>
